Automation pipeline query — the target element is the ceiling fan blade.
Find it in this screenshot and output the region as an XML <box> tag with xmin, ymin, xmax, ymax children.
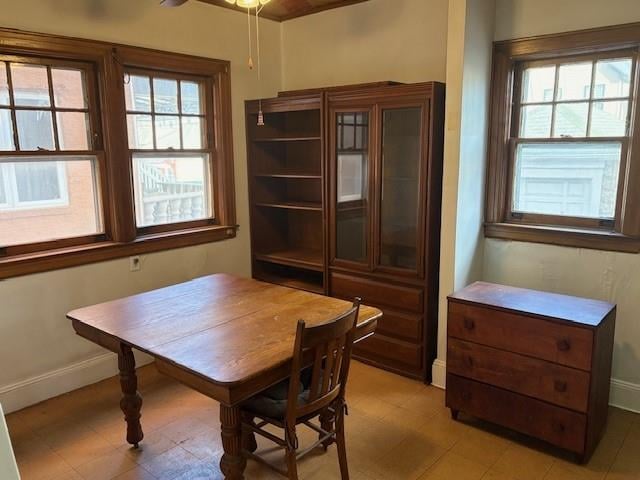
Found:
<box><xmin>160</xmin><ymin>0</ymin><xmax>190</xmax><ymax>6</ymax></box>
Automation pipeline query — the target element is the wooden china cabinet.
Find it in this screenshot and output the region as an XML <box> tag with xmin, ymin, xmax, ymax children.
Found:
<box><xmin>246</xmin><ymin>82</ymin><xmax>445</xmax><ymax>381</ymax></box>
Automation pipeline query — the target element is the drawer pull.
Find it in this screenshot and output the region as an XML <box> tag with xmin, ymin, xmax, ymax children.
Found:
<box><xmin>465</xmin><ymin>356</ymin><xmax>474</xmax><ymax>368</ymax></box>
<box><xmin>461</xmin><ymin>391</ymin><xmax>472</xmax><ymax>401</ymax></box>
<box><xmin>554</xmin><ymin>380</ymin><xmax>568</xmax><ymax>393</ymax></box>
<box><xmin>552</xmin><ymin>421</ymin><xmax>566</xmax><ymax>433</ymax></box>
<box><xmin>557</xmin><ymin>338</ymin><xmax>571</xmax><ymax>352</ymax></box>
<box><xmin>463</xmin><ymin>318</ymin><xmax>475</xmax><ymax>330</ymax></box>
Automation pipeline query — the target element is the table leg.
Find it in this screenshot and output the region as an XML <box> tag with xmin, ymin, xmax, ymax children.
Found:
<box><xmin>118</xmin><ymin>344</ymin><xmax>143</xmax><ymax>448</ymax></box>
<box><xmin>220</xmin><ymin>405</ymin><xmax>247</xmax><ymax>480</ymax></box>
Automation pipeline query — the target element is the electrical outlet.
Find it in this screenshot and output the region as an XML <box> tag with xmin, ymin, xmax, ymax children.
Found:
<box><xmin>130</xmin><ymin>256</ymin><xmax>141</xmax><ymax>272</ymax></box>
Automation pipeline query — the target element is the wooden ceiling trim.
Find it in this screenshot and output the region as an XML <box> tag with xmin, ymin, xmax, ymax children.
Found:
<box><xmin>197</xmin><ymin>0</ymin><xmax>371</xmax><ymax>22</ymax></box>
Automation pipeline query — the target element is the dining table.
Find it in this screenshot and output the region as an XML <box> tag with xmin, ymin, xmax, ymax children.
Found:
<box><xmin>67</xmin><ymin>273</ymin><xmax>381</xmax><ymax>479</ymax></box>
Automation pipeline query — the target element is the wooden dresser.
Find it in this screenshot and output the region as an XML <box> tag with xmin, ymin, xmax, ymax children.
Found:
<box><xmin>446</xmin><ymin>282</ymin><xmax>616</xmax><ymax>462</ymax></box>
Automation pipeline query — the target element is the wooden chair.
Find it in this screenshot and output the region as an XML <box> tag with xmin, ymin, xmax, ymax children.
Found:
<box><xmin>240</xmin><ymin>298</ymin><xmax>361</xmax><ymax>480</ymax></box>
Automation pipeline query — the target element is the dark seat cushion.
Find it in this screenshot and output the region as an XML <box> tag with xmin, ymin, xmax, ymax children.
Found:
<box><xmin>242</xmin><ymin>368</ymin><xmax>315</xmax><ymax>419</ymax></box>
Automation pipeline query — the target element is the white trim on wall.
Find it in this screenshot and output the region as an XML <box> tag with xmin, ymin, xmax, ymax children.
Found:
<box><xmin>0</xmin><ymin>352</ymin><xmax>153</xmax><ymax>414</ymax></box>
<box><xmin>431</xmin><ymin>360</ymin><xmax>640</xmax><ymax>413</ymax></box>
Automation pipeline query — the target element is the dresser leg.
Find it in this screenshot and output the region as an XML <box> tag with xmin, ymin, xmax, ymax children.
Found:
<box><xmin>118</xmin><ymin>344</ymin><xmax>143</xmax><ymax>448</ymax></box>
<box><xmin>220</xmin><ymin>405</ymin><xmax>247</xmax><ymax>480</ymax></box>
<box><xmin>450</xmin><ymin>409</ymin><xmax>460</xmax><ymax>420</ymax></box>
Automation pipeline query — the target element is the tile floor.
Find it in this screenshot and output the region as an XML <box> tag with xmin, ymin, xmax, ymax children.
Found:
<box><xmin>5</xmin><ymin>361</ymin><xmax>640</xmax><ymax>480</ymax></box>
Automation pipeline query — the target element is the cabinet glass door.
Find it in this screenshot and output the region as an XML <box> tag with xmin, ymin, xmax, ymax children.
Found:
<box><xmin>379</xmin><ymin>107</ymin><xmax>422</xmax><ymax>271</ymax></box>
<box><xmin>335</xmin><ymin>111</ymin><xmax>370</xmax><ymax>264</ymax></box>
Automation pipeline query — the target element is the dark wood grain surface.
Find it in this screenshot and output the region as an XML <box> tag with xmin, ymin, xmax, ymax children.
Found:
<box><xmin>448</xmin><ymin>281</ymin><xmax>615</xmax><ymax>326</ymax></box>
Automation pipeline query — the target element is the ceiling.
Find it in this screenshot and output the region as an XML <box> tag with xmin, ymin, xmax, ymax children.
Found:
<box><xmin>197</xmin><ymin>0</ymin><xmax>371</xmax><ymax>22</ymax></box>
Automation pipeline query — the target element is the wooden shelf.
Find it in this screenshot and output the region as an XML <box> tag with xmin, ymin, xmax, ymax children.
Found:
<box><xmin>253</xmin><ymin>135</ymin><xmax>321</xmax><ymax>142</ymax></box>
<box><xmin>255</xmin><ymin>201</ymin><xmax>323</xmax><ymax>211</ymax></box>
<box><xmin>255</xmin><ymin>272</ymin><xmax>324</xmax><ymax>295</ymax></box>
<box><xmin>254</xmin><ymin>248</ymin><xmax>324</xmax><ymax>271</ymax></box>
<box><xmin>254</xmin><ymin>172</ymin><xmax>322</xmax><ymax>179</ymax></box>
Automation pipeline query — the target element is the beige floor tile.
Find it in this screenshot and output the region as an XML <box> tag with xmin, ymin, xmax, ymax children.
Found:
<box><xmin>140</xmin><ymin>445</ymin><xmax>201</xmax><ymax>480</ymax></box>
<box><xmin>492</xmin><ymin>444</ymin><xmax>555</xmax><ymax>480</ymax></box>
<box><xmin>112</xmin><ymin>466</ymin><xmax>158</xmax><ymax>480</ymax></box>
<box><xmin>418</xmin><ymin>451</ymin><xmax>489</xmax><ymax>480</ymax></box>
<box><xmin>73</xmin><ymin>449</ymin><xmax>139</xmax><ymax>480</ymax></box>
<box><xmin>450</xmin><ymin>424</ymin><xmax>513</xmax><ymax>467</ymax></box>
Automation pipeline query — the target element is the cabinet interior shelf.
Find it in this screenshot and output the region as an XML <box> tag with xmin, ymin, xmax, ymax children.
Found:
<box><xmin>255</xmin><ymin>201</ymin><xmax>323</xmax><ymax>211</ymax></box>
<box><xmin>254</xmin><ymin>248</ymin><xmax>324</xmax><ymax>271</ymax></box>
<box><xmin>253</xmin><ymin>136</ymin><xmax>321</xmax><ymax>142</ymax></box>
<box><xmin>255</xmin><ymin>271</ymin><xmax>324</xmax><ymax>295</ymax></box>
<box><xmin>254</xmin><ymin>172</ymin><xmax>322</xmax><ymax>179</ymax></box>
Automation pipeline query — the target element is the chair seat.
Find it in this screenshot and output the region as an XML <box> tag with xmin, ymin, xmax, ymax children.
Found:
<box><xmin>242</xmin><ymin>368</ymin><xmax>314</xmax><ymax>419</ymax></box>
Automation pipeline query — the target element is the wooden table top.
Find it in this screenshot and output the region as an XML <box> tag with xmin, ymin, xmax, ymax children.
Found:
<box><xmin>68</xmin><ymin>274</ymin><xmax>381</xmax><ymax>388</ymax></box>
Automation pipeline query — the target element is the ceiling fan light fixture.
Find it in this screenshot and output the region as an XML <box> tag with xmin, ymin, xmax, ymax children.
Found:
<box><xmin>226</xmin><ymin>0</ymin><xmax>271</xmax><ymax>7</ymax></box>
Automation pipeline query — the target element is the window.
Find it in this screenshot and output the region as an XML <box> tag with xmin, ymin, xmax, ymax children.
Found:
<box><xmin>486</xmin><ymin>24</ymin><xmax>640</xmax><ymax>252</ymax></box>
<box><xmin>0</xmin><ymin>29</ymin><xmax>236</xmax><ymax>278</ymax></box>
<box><xmin>0</xmin><ymin>58</ymin><xmax>103</xmax><ymax>248</ymax></box>
<box><xmin>125</xmin><ymin>71</ymin><xmax>212</xmax><ymax>230</ymax></box>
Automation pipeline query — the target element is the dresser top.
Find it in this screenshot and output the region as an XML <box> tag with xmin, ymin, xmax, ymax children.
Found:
<box><xmin>449</xmin><ymin>282</ymin><xmax>615</xmax><ymax>327</ymax></box>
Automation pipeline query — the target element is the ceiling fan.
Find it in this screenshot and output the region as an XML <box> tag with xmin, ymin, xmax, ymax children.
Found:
<box><xmin>160</xmin><ymin>0</ymin><xmax>272</xmax><ymax>7</ymax></box>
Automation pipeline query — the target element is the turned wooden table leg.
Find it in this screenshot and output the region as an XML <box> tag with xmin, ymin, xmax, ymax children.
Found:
<box><xmin>118</xmin><ymin>344</ymin><xmax>143</xmax><ymax>448</ymax></box>
<box><xmin>220</xmin><ymin>405</ymin><xmax>247</xmax><ymax>480</ymax></box>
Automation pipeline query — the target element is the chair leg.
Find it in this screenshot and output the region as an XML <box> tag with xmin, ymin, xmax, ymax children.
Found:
<box><xmin>285</xmin><ymin>447</ymin><xmax>299</xmax><ymax>480</ymax></box>
<box><xmin>240</xmin><ymin>413</ymin><xmax>257</xmax><ymax>453</ymax></box>
<box><xmin>319</xmin><ymin>408</ymin><xmax>335</xmax><ymax>450</ymax></box>
<box><xmin>336</xmin><ymin>409</ymin><xmax>349</xmax><ymax>480</ymax></box>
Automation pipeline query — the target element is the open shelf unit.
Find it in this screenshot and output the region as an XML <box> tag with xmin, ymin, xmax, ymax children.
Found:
<box><xmin>246</xmin><ymin>94</ymin><xmax>326</xmax><ymax>294</ymax></box>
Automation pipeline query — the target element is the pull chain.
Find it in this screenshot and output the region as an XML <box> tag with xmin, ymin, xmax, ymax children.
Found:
<box><xmin>247</xmin><ymin>7</ymin><xmax>254</xmax><ymax>70</ymax></box>
<box><xmin>255</xmin><ymin>5</ymin><xmax>264</xmax><ymax>126</ymax></box>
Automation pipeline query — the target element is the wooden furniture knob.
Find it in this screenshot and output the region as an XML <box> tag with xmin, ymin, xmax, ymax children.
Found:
<box><xmin>557</xmin><ymin>338</ymin><xmax>571</xmax><ymax>352</ymax></box>
<box><xmin>466</xmin><ymin>356</ymin><xmax>474</xmax><ymax>368</ymax></box>
<box><xmin>554</xmin><ymin>380</ymin><xmax>568</xmax><ymax>392</ymax></box>
<box><xmin>463</xmin><ymin>318</ymin><xmax>475</xmax><ymax>330</ymax></box>
<box><xmin>461</xmin><ymin>391</ymin><xmax>472</xmax><ymax>401</ymax></box>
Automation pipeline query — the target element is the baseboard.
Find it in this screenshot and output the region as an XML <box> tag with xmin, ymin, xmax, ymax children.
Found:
<box><xmin>431</xmin><ymin>358</ymin><xmax>446</xmax><ymax>389</ymax></box>
<box><xmin>430</xmin><ymin>360</ymin><xmax>640</xmax><ymax>413</ymax></box>
<box><xmin>610</xmin><ymin>377</ymin><xmax>640</xmax><ymax>414</ymax></box>
<box><xmin>0</xmin><ymin>351</ymin><xmax>153</xmax><ymax>414</ymax></box>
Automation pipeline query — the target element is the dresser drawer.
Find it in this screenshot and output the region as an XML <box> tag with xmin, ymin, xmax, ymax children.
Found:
<box><xmin>331</xmin><ymin>273</ymin><xmax>423</xmax><ymax>313</ymax></box>
<box><xmin>354</xmin><ymin>333</ymin><xmax>423</xmax><ymax>373</ymax></box>
<box><xmin>448</xmin><ymin>338</ymin><xmax>590</xmax><ymax>412</ymax></box>
<box><xmin>446</xmin><ymin>374</ymin><xmax>587</xmax><ymax>454</ymax></box>
<box><xmin>448</xmin><ymin>302</ymin><xmax>594</xmax><ymax>371</ymax></box>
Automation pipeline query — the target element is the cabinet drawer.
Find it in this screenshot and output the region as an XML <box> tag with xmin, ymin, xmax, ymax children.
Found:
<box><xmin>371</xmin><ymin>309</ymin><xmax>422</xmax><ymax>342</ymax></box>
<box><xmin>331</xmin><ymin>272</ymin><xmax>423</xmax><ymax>313</ymax></box>
<box><xmin>354</xmin><ymin>333</ymin><xmax>423</xmax><ymax>372</ymax></box>
<box><xmin>446</xmin><ymin>374</ymin><xmax>587</xmax><ymax>454</ymax></box>
<box><xmin>448</xmin><ymin>338</ymin><xmax>590</xmax><ymax>412</ymax></box>
<box><xmin>448</xmin><ymin>302</ymin><xmax>593</xmax><ymax>371</ymax></box>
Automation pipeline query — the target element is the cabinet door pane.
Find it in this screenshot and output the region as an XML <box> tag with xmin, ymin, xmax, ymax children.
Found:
<box><xmin>380</xmin><ymin>107</ymin><xmax>422</xmax><ymax>270</ymax></box>
<box><xmin>336</xmin><ymin>111</ymin><xmax>369</xmax><ymax>264</ymax></box>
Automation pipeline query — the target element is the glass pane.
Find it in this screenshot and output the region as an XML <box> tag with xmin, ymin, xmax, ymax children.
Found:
<box><xmin>594</xmin><ymin>58</ymin><xmax>632</xmax><ymax>99</ymax></box>
<box><xmin>0</xmin><ymin>156</ymin><xmax>102</xmax><ymax>246</ymax></box>
<box><xmin>51</xmin><ymin>68</ymin><xmax>87</xmax><ymax>109</ymax></box>
<box><xmin>133</xmin><ymin>153</ymin><xmax>211</xmax><ymax>227</ymax></box>
<box><xmin>0</xmin><ymin>109</ymin><xmax>15</xmax><ymax>151</ymax></box>
<box><xmin>11</xmin><ymin>64</ymin><xmax>51</xmax><ymax>107</ymax></box>
<box><xmin>513</xmin><ymin>142</ymin><xmax>621</xmax><ymax>219</ymax></box>
<box><xmin>554</xmin><ymin>102</ymin><xmax>589</xmax><ymax>137</ymax></box>
<box><xmin>336</xmin><ymin>111</ymin><xmax>369</xmax><ymax>264</ymax></box>
<box><xmin>0</xmin><ymin>63</ymin><xmax>9</xmax><ymax>106</ymax></box>
<box><xmin>16</xmin><ymin>110</ymin><xmax>55</xmax><ymax>150</ymax></box>
<box><xmin>590</xmin><ymin>101</ymin><xmax>629</xmax><ymax>137</ymax></box>
<box><xmin>522</xmin><ymin>65</ymin><xmax>556</xmax><ymax>103</ymax></box>
<box><xmin>557</xmin><ymin>62</ymin><xmax>592</xmax><ymax>101</ymax></box>
<box><xmin>0</xmin><ymin>166</ymin><xmax>6</xmax><ymax>205</ymax></box>
<box><xmin>153</xmin><ymin>78</ymin><xmax>179</xmax><ymax>114</ymax></box>
<box><xmin>182</xmin><ymin>116</ymin><xmax>204</xmax><ymax>149</ymax></box>
<box><xmin>181</xmin><ymin>81</ymin><xmax>202</xmax><ymax>114</ymax></box>
<box><xmin>155</xmin><ymin>115</ymin><xmax>180</xmax><ymax>149</ymax></box>
<box><xmin>57</xmin><ymin>112</ymin><xmax>90</xmax><ymax>150</ymax></box>
<box><xmin>380</xmin><ymin>107</ymin><xmax>421</xmax><ymax>270</ymax></box>
<box><xmin>127</xmin><ymin>114</ymin><xmax>153</xmax><ymax>149</ymax></box>
<box><xmin>125</xmin><ymin>75</ymin><xmax>151</xmax><ymax>112</ymax></box>
<box><xmin>520</xmin><ymin>105</ymin><xmax>552</xmax><ymax>138</ymax></box>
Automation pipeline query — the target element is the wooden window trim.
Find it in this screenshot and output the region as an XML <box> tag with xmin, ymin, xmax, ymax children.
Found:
<box><xmin>485</xmin><ymin>22</ymin><xmax>640</xmax><ymax>252</ymax></box>
<box><xmin>0</xmin><ymin>28</ymin><xmax>236</xmax><ymax>279</ymax></box>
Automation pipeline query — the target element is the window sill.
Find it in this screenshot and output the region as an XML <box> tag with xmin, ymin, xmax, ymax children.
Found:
<box><xmin>0</xmin><ymin>224</ymin><xmax>238</xmax><ymax>280</ymax></box>
<box><xmin>485</xmin><ymin>222</ymin><xmax>640</xmax><ymax>253</ymax></box>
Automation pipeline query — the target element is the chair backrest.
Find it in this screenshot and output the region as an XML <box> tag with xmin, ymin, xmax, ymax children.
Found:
<box><xmin>285</xmin><ymin>298</ymin><xmax>361</xmax><ymax>425</ymax></box>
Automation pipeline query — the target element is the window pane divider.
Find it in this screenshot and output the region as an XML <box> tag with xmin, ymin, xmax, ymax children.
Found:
<box><xmin>45</xmin><ymin>66</ymin><xmax>61</xmax><ymax>151</ymax></box>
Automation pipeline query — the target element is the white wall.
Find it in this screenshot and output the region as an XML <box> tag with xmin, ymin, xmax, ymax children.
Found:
<box><xmin>433</xmin><ymin>0</ymin><xmax>495</xmax><ymax>386</ymax></box>
<box><xmin>487</xmin><ymin>0</ymin><xmax>640</xmax><ymax>412</ymax></box>
<box><xmin>281</xmin><ymin>0</ymin><xmax>449</xmax><ymax>89</ymax></box>
<box><xmin>0</xmin><ymin>0</ymin><xmax>282</xmax><ymax>413</ymax></box>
